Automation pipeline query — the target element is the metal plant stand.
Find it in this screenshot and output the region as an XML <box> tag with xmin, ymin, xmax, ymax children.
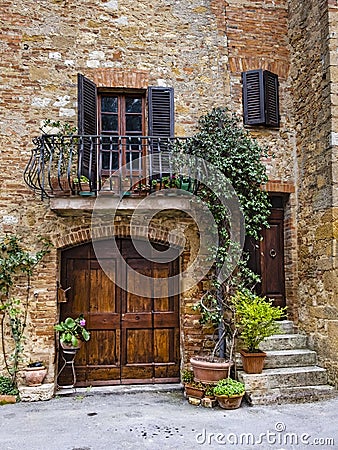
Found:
<box><xmin>57</xmin><ymin>347</ymin><xmax>79</xmax><ymax>389</ymax></box>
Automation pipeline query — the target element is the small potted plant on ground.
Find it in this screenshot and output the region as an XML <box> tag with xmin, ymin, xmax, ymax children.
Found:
<box><xmin>181</xmin><ymin>369</ymin><xmax>205</xmax><ymax>399</ymax></box>
<box><xmin>54</xmin><ymin>314</ymin><xmax>91</xmax><ymax>349</ymax></box>
<box><xmin>213</xmin><ymin>377</ymin><xmax>245</xmax><ymax>409</ymax></box>
<box><xmin>231</xmin><ymin>289</ymin><xmax>286</xmax><ymax>374</ymax></box>
<box><xmin>0</xmin><ymin>376</ymin><xmax>19</xmax><ymax>404</ymax></box>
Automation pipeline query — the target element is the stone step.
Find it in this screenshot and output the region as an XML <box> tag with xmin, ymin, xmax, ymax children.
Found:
<box><xmin>276</xmin><ymin>320</ymin><xmax>295</xmax><ymax>334</ymax></box>
<box><xmin>238</xmin><ymin>366</ymin><xmax>328</xmax><ymax>391</ymax></box>
<box><xmin>260</xmin><ymin>333</ymin><xmax>308</xmax><ymax>351</ymax></box>
<box><xmin>244</xmin><ymin>384</ymin><xmax>337</xmax><ymax>406</ymax></box>
<box><xmin>236</xmin><ymin>348</ymin><xmax>317</xmax><ymax>369</ymax></box>
<box><xmin>264</xmin><ymin>349</ymin><xmax>317</xmax><ymax>368</ymax></box>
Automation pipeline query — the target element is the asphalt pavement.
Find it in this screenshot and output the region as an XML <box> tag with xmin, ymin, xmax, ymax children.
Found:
<box><xmin>0</xmin><ymin>384</ymin><xmax>337</xmax><ymax>450</ymax></box>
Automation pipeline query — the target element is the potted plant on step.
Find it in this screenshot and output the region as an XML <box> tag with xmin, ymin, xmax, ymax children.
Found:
<box><xmin>231</xmin><ymin>289</ymin><xmax>286</xmax><ymax>374</ymax></box>
<box><xmin>54</xmin><ymin>314</ymin><xmax>91</xmax><ymax>349</ymax></box>
<box><xmin>213</xmin><ymin>377</ymin><xmax>245</xmax><ymax>409</ymax></box>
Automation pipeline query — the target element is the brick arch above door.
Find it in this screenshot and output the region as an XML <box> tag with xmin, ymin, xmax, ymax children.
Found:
<box><xmin>52</xmin><ymin>223</ymin><xmax>186</xmax><ymax>251</ymax></box>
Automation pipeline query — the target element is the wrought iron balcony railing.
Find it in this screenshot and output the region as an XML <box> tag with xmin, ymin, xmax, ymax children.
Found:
<box><xmin>24</xmin><ymin>135</ymin><xmax>197</xmax><ymax>199</ymax></box>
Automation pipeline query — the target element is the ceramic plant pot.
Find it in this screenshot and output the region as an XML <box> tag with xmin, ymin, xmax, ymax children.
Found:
<box><xmin>190</xmin><ymin>356</ymin><xmax>233</xmax><ymax>384</ymax></box>
<box><xmin>215</xmin><ymin>393</ymin><xmax>244</xmax><ymax>410</ymax></box>
<box><xmin>24</xmin><ymin>366</ymin><xmax>47</xmax><ymax>386</ymax></box>
<box><xmin>184</xmin><ymin>384</ymin><xmax>205</xmax><ymax>399</ymax></box>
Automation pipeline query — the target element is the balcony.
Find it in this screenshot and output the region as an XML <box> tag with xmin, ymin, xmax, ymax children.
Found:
<box><xmin>24</xmin><ymin>134</ymin><xmax>197</xmax><ymax>214</ymax></box>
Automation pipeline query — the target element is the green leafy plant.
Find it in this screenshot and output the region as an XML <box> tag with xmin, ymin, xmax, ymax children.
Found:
<box><xmin>0</xmin><ymin>234</ymin><xmax>52</xmax><ymax>384</ymax></box>
<box><xmin>231</xmin><ymin>289</ymin><xmax>286</xmax><ymax>352</ymax></box>
<box><xmin>213</xmin><ymin>378</ymin><xmax>245</xmax><ymax>397</ymax></box>
<box><xmin>181</xmin><ymin>369</ymin><xmax>194</xmax><ymax>384</ymax></box>
<box><xmin>54</xmin><ymin>315</ymin><xmax>91</xmax><ymax>347</ymax></box>
<box><xmin>204</xmin><ymin>384</ymin><xmax>215</xmax><ymax>397</ymax></box>
<box><xmin>73</xmin><ymin>175</ymin><xmax>89</xmax><ymax>184</ymax></box>
<box><xmin>0</xmin><ymin>375</ymin><xmax>19</xmax><ymax>397</ymax></box>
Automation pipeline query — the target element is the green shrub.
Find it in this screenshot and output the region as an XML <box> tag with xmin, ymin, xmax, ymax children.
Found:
<box><xmin>213</xmin><ymin>378</ymin><xmax>245</xmax><ymax>397</ymax></box>
<box><xmin>231</xmin><ymin>289</ymin><xmax>286</xmax><ymax>352</ymax></box>
<box><xmin>0</xmin><ymin>376</ymin><xmax>19</xmax><ymax>396</ymax></box>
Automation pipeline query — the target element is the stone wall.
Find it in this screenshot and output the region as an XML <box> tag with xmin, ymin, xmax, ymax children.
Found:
<box><xmin>288</xmin><ymin>0</ymin><xmax>338</xmax><ymax>385</ymax></box>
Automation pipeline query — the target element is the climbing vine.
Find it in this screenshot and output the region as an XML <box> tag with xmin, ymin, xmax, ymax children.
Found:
<box><xmin>0</xmin><ymin>234</ymin><xmax>52</xmax><ymax>385</ymax></box>
<box><xmin>179</xmin><ymin>108</ymin><xmax>272</xmax><ymax>356</ymax></box>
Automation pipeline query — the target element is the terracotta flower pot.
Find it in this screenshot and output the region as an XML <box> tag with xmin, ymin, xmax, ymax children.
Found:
<box><xmin>0</xmin><ymin>395</ymin><xmax>16</xmax><ymax>404</ymax></box>
<box><xmin>239</xmin><ymin>349</ymin><xmax>267</xmax><ymax>374</ymax></box>
<box><xmin>190</xmin><ymin>356</ymin><xmax>233</xmax><ymax>384</ymax></box>
<box><xmin>24</xmin><ymin>366</ymin><xmax>47</xmax><ymax>386</ymax></box>
<box><xmin>215</xmin><ymin>393</ymin><xmax>244</xmax><ymax>410</ymax></box>
<box><xmin>184</xmin><ymin>384</ymin><xmax>205</xmax><ymax>399</ymax></box>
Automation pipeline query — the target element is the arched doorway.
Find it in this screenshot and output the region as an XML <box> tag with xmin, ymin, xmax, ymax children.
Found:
<box><xmin>59</xmin><ymin>238</ymin><xmax>180</xmax><ymax>386</ymax></box>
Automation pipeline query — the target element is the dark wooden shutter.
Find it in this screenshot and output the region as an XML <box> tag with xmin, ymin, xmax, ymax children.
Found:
<box><xmin>148</xmin><ymin>87</ymin><xmax>174</xmax><ymax>176</ymax></box>
<box><xmin>77</xmin><ymin>73</ymin><xmax>97</xmax><ymax>182</ymax></box>
<box><xmin>242</xmin><ymin>69</ymin><xmax>265</xmax><ymax>126</ymax></box>
<box><xmin>148</xmin><ymin>87</ymin><xmax>174</xmax><ymax>137</ymax></box>
<box><xmin>264</xmin><ymin>70</ymin><xmax>280</xmax><ymax>127</ymax></box>
<box><xmin>242</xmin><ymin>69</ymin><xmax>280</xmax><ymax>127</ymax></box>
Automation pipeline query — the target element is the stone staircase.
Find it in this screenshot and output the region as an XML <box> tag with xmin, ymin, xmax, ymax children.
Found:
<box><xmin>237</xmin><ymin>320</ymin><xmax>337</xmax><ymax>405</ymax></box>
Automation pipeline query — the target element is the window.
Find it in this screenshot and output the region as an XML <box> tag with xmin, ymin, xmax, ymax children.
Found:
<box><xmin>99</xmin><ymin>93</ymin><xmax>145</xmax><ymax>172</ymax></box>
<box><xmin>77</xmin><ymin>74</ymin><xmax>174</xmax><ymax>181</ymax></box>
<box><xmin>242</xmin><ymin>69</ymin><xmax>280</xmax><ymax>128</ymax></box>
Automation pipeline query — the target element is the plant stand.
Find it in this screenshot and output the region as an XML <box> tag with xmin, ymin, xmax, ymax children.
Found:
<box><xmin>57</xmin><ymin>348</ymin><xmax>79</xmax><ymax>389</ymax></box>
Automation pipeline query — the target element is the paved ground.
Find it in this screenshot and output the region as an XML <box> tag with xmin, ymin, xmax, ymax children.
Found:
<box><xmin>0</xmin><ymin>385</ymin><xmax>337</xmax><ymax>450</ymax></box>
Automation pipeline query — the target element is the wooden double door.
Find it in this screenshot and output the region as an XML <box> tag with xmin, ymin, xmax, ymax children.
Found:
<box><xmin>59</xmin><ymin>239</ymin><xmax>180</xmax><ymax>386</ymax></box>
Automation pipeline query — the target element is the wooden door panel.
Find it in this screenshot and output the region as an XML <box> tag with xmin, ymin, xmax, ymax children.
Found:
<box><xmin>260</xmin><ymin>208</ymin><xmax>285</xmax><ymax>308</ymax></box>
<box><xmin>60</xmin><ymin>239</ymin><xmax>180</xmax><ymax>386</ymax></box>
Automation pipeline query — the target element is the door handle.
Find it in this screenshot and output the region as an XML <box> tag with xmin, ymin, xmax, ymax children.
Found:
<box><xmin>269</xmin><ymin>249</ymin><xmax>277</xmax><ymax>258</ymax></box>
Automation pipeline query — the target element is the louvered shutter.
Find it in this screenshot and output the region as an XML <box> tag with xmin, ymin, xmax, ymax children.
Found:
<box><xmin>264</xmin><ymin>70</ymin><xmax>280</xmax><ymax>127</ymax></box>
<box><xmin>242</xmin><ymin>69</ymin><xmax>265</xmax><ymax>126</ymax></box>
<box><xmin>148</xmin><ymin>87</ymin><xmax>174</xmax><ymax>177</ymax></box>
<box><xmin>242</xmin><ymin>69</ymin><xmax>280</xmax><ymax>128</ymax></box>
<box><xmin>148</xmin><ymin>86</ymin><xmax>174</xmax><ymax>137</ymax></box>
<box><xmin>77</xmin><ymin>73</ymin><xmax>97</xmax><ymax>182</ymax></box>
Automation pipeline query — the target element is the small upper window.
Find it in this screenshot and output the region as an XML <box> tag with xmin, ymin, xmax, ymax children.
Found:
<box><xmin>242</xmin><ymin>69</ymin><xmax>280</xmax><ymax>128</ymax></box>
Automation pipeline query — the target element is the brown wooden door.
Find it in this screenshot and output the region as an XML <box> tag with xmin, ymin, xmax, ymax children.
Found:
<box><xmin>244</xmin><ymin>197</ymin><xmax>286</xmax><ymax>308</ymax></box>
<box><xmin>59</xmin><ymin>239</ymin><xmax>180</xmax><ymax>386</ymax></box>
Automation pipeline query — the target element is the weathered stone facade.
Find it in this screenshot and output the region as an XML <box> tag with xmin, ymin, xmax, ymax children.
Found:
<box><xmin>0</xmin><ymin>0</ymin><xmax>337</xmax><ymax>391</ymax></box>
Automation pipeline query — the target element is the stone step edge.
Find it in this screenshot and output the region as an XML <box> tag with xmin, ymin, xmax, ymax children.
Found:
<box><xmin>264</xmin><ymin>333</ymin><xmax>307</xmax><ymax>339</ymax></box>
<box><xmin>239</xmin><ymin>365</ymin><xmax>327</xmax><ymax>376</ymax></box>
<box><xmin>244</xmin><ymin>385</ymin><xmax>337</xmax><ymax>406</ymax></box>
